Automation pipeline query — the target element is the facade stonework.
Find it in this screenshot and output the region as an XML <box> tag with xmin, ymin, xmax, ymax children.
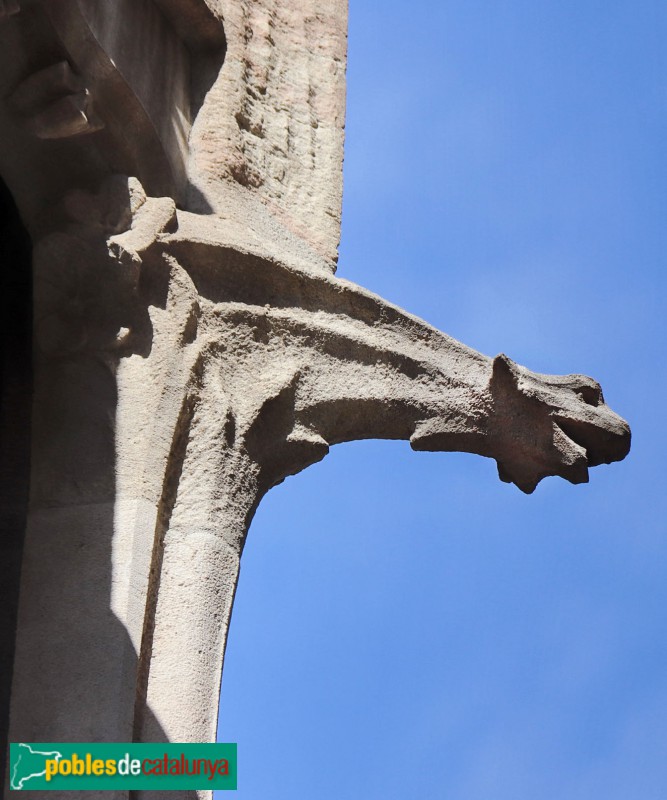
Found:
<box><xmin>0</xmin><ymin>2</ymin><xmax>629</xmax><ymax>798</ymax></box>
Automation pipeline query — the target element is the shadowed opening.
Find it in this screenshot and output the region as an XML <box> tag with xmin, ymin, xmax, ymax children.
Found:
<box><xmin>0</xmin><ymin>175</ymin><xmax>32</xmax><ymax>774</ymax></box>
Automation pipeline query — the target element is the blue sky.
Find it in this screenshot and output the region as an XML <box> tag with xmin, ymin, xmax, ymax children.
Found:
<box><xmin>217</xmin><ymin>2</ymin><xmax>667</xmax><ymax>797</ymax></box>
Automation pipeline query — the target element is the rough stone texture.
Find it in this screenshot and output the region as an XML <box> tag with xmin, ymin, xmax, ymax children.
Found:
<box><xmin>0</xmin><ymin>2</ymin><xmax>630</xmax><ymax>798</ymax></box>
<box><xmin>185</xmin><ymin>0</ymin><xmax>347</xmax><ymax>269</ymax></box>
<box><xmin>187</xmin><ymin>0</ymin><xmax>348</xmax><ymax>265</ymax></box>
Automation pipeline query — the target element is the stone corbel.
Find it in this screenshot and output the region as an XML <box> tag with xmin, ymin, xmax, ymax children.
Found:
<box><xmin>79</xmin><ymin>186</ymin><xmax>628</xmax><ymax>750</ymax></box>
<box><xmin>5</xmin><ymin>161</ymin><xmax>631</xmax><ymax>796</ymax></box>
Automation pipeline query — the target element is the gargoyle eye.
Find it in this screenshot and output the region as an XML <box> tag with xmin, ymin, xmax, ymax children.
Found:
<box><xmin>576</xmin><ymin>385</ymin><xmax>602</xmax><ymax>407</ymax></box>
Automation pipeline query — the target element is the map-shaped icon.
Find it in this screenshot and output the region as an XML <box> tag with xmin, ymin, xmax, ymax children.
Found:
<box><xmin>11</xmin><ymin>743</ymin><xmax>63</xmax><ymax>790</ymax></box>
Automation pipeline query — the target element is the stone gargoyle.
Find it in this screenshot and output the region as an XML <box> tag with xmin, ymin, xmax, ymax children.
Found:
<box><xmin>1</xmin><ymin>1</ymin><xmax>629</xmax><ymax>796</ymax></box>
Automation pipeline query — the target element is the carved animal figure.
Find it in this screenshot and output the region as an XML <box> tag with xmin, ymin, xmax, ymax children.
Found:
<box><xmin>0</xmin><ymin>2</ymin><xmax>630</xmax><ymax>795</ymax></box>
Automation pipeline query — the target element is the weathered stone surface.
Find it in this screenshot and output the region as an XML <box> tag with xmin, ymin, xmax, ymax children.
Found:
<box><xmin>187</xmin><ymin>0</ymin><xmax>348</xmax><ymax>265</ymax></box>
<box><xmin>0</xmin><ymin>2</ymin><xmax>630</xmax><ymax>798</ymax></box>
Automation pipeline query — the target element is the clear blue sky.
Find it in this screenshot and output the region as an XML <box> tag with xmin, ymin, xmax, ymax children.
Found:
<box><xmin>217</xmin><ymin>2</ymin><xmax>667</xmax><ymax>797</ymax></box>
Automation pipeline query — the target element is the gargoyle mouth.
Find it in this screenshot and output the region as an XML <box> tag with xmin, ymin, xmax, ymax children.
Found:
<box><xmin>496</xmin><ymin>421</ymin><xmax>590</xmax><ymax>495</ymax></box>
<box><xmin>497</xmin><ymin>412</ymin><xmax>631</xmax><ymax>495</ymax></box>
<box><xmin>551</xmin><ymin>420</ymin><xmax>590</xmax><ymax>484</ymax></box>
<box><xmin>553</xmin><ymin>413</ymin><xmax>631</xmax><ymax>468</ymax></box>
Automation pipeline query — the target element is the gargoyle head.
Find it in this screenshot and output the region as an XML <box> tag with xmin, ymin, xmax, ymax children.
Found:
<box><xmin>489</xmin><ymin>354</ymin><xmax>631</xmax><ymax>493</ymax></box>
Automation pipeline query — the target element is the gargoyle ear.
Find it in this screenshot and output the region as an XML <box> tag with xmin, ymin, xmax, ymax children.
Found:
<box><xmin>490</xmin><ymin>353</ymin><xmax>520</xmax><ymax>392</ymax></box>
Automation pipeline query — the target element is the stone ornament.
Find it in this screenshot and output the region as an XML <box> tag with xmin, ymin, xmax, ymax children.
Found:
<box><xmin>0</xmin><ymin>3</ymin><xmax>629</xmax><ymax>798</ymax></box>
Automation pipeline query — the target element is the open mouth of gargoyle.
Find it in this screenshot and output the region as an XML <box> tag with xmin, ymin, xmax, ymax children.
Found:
<box><xmin>496</xmin><ymin>407</ymin><xmax>631</xmax><ymax>495</ymax></box>
<box><xmin>553</xmin><ymin>412</ymin><xmax>632</xmax><ymax>468</ymax></box>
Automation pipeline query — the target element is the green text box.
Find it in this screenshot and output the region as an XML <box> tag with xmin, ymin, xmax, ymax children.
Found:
<box><xmin>9</xmin><ymin>742</ymin><xmax>237</xmax><ymax>791</ymax></box>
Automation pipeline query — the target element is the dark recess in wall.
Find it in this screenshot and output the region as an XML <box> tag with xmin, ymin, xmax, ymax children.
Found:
<box><xmin>0</xmin><ymin>176</ymin><xmax>32</xmax><ymax>782</ymax></box>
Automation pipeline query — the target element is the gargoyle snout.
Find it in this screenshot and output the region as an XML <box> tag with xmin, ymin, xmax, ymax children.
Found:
<box><xmin>553</xmin><ymin>402</ymin><xmax>631</xmax><ymax>468</ymax></box>
<box><xmin>541</xmin><ymin>370</ymin><xmax>630</xmax><ymax>469</ymax></box>
<box><xmin>490</xmin><ymin>355</ymin><xmax>631</xmax><ymax>493</ymax></box>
